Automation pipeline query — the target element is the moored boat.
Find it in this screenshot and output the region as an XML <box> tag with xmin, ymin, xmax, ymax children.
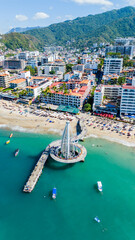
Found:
<box><xmin>9</xmin><ymin>133</ymin><xmax>13</xmax><ymax>138</ymax></box>
<box><xmin>6</xmin><ymin>140</ymin><xmax>10</xmax><ymax>145</ymax></box>
<box><xmin>52</xmin><ymin>187</ymin><xmax>57</xmax><ymax>199</ymax></box>
<box><xmin>97</xmin><ymin>181</ymin><xmax>102</xmax><ymax>192</ymax></box>
<box><xmin>15</xmin><ymin>149</ymin><xmax>19</xmax><ymax>157</ymax></box>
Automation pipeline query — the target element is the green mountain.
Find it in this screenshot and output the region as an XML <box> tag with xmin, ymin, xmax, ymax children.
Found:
<box><xmin>2</xmin><ymin>6</ymin><xmax>135</xmax><ymax>50</ymax></box>
<box><xmin>1</xmin><ymin>32</ymin><xmax>42</xmax><ymax>51</ymax></box>
<box><xmin>24</xmin><ymin>6</ymin><xmax>135</xmax><ymax>47</ymax></box>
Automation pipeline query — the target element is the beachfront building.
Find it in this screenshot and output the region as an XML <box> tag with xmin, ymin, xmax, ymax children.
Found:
<box><xmin>93</xmin><ymin>88</ymin><xmax>103</xmax><ymax>109</ymax></box>
<box><xmin>104</xmin><ymin>58</ymin><xmax>123</xmax><ymax>75</ymax></box>
<box><xmin>102</xmin><ymin>85</ymin><xmax>122</xmax><ymax>100</ymax></box>
<box><xmin>9</xmin><ymin>78</ymin><xmax>26</xmax><ymax>89</ymax></box>
<box><xmin>93</xmin><ymin>85</ymin><xmax>122</xmax><ymax>113</ymax></box>
<box><xmin>120</xmin><ymin>85</ymin><xmax>135</xmax><ymax>116</ymax></box>
<box><xmin>0</xmin><ymin>73</ymin><xmax>10</xmax><ymax>88</ymax></box>
<box><xmin>41</xmin><ymin>82</ymin><xmax>90</xmax><ymax>109</ymax></box>
<box><xmin>26</xmin><ymin>79</ymin><xmax>53</xmax><ymax>98</ymax></box>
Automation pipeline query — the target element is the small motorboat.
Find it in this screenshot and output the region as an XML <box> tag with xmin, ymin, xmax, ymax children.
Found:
<box><xmin>15</xmin><ymin>149</ymin><xmax>19</xmax><ymax>157</ymax></box>
<box><xmin>52</xmin><ymin>187</ymin><xmax>57</xmax><ymax>199</ymax></box>
<box><xmin>94</xmin><ymin>217</ymin><xmax>100</xmax><ymax>223</ymax></box>
<box><xmin>6</xmin><ymin>140</ymin><xmax>10</xmax><ymax>144</ymax></box>
<box><xmin>97</xmin><ymin>181</ymin><xmax>102</xmax><ymax>192</ymax></box>
<box><xmin>9</xmin><ymin>133</ymin><xmax>13</xmax><ymax>138</ymax></box>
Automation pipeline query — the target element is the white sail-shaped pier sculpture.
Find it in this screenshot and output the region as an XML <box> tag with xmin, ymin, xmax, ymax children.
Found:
<box><xmin>50</xmin><ymin>121</ymin><xmax>87</xmax><ymax>163</ymax></box>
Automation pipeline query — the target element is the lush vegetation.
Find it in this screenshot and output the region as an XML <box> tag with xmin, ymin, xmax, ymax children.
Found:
<box><xmin>23</xmin><ymin>6</ymin><xmax>135</xmax><ymax>48</ymax></box>
<box><xmin>107</xmin><ymin>52</ymin><xmax>122</xmax><ymax>58</ymax></box>
<box><xmin>49</xmin><ymin>70</ymin><xmax>55</xmax><ymax>75</ymax></box>
<box><xmin>5</xmin><ymin>53</ymin><xmax>15</xmax><ymax>58</ymax></box>
<box><xmin>1</xmin><ymin>33</ymin><xmax>42</xmax><ymax>51</ymax></box>
<box><xmin>117</xmin><ymin>77</ymin><xmax>126</xmax><ymax>85</ymax></box>
<box><xmin>98</xmin><ymin>58</ymin><xmax>104</xmax><ymax>70</ymax></box>
<box><xmin>123</xmin><ymin>55</ymin><xmax>134</xmax><ymax>67</ymax></box>
<box><xmin>66</xmin><ymin>64</ymin><xmax>73</xmax><ymax>73</ymax></box>
<box><xmin>25</xmin><ymin>65</ymin><xmax>37</xmax><ymax>76</ymax></box>
<box><xmin>2</xmin><ymin>7</ymin><xmax>135</xmax><ymax>50</ymax></box>
<box><xmin>84</xmin><ymin>103</ymin><xmax>91</xmax><ymax>112</ymax></box>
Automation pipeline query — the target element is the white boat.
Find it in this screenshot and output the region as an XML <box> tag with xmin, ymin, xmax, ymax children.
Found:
<box><xmin>15</xmin><ymin>149</ymin><xmax>19</xmax><ymax>157</ymax></box>
<box><xmin>52</xmin><ymin>187</ymin><xmax>57</xmax><ymax>199</ymax></box>
<box><xmin>94</xmin><ymin>217</ymin><xmax>100</xmax><ymax>223</ymax></box>
<box><xmin>97</xmin><ymin>181</ymin><xmax>102</xmax><ymax>192</ymax></box>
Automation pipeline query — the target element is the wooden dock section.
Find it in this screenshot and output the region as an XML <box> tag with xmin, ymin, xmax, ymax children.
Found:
<box><xmin>23</xmin><ymin>146</ymin><xmax>50</xmax><ymax>193</ymax></box>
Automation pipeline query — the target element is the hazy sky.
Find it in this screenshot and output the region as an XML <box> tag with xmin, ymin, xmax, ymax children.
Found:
<box><xmin>1</xmin><ymin>0</ymin><xmax>134</xmax><ymax>33</ymax></box>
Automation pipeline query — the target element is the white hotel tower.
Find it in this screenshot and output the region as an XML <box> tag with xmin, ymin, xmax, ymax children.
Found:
<box><xmin>120</xmin><ymin>78</ymin><xmax>135</xmax><ymax>116</ymax></box>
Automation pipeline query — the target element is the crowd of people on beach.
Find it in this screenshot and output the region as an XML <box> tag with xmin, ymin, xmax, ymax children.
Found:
<box><xmin>0</xmin><ymin>99</ymin><xmax>135</xmax><ymax>143</ymax></box>
<box><xmin>81</xmin><ymin>116</ymin><xmax>135</xmax><ymax>140</ymax></box>
<box><xmin>0</xmin><ymin>100</ymin><xmax>75</xmax><ymax>122</ymax></box>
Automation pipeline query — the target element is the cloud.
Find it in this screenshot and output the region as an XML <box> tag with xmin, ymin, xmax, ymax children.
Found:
<box><xmin>72</xmin><ymin>0</ymin><xmax>113</xmax><ymax>6</ymax></box>
<box><xmin>15</xmin><ymin>15</ymin><xmax>28</xmax><ymax>21</ymax></box>
<box><xmin>33</xmin><ymin>12</ymin><xmax>50</xmax><ymax>20</ymax></box>
<box><xmin>126</xmin><ymin>0</ymin><xmax>135</xmax><ymax>4</ymax></box>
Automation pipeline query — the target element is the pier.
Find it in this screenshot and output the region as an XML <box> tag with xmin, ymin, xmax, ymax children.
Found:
<box><xmin>50</xmin><ymin>141</ymin><xmax>87</xmax><ymax>163</ymax></box>
<box><xmin>23</xmin><ymin>146</ymin><xmax>50</xmax><ymax>192</ymax></box>
<box><xmin>23</xmin><ymin>120</ymin><xmax>87</xmax><ymax>193</ymax></box>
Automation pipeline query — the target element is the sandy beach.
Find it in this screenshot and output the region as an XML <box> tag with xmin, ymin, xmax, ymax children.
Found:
<box><xmin>0</xmin><ymin>100</ymin><xmax>135</xmax><ymax>147</ymax></box>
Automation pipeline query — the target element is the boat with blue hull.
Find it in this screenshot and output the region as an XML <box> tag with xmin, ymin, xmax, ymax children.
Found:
<box><xmin>52</xmin><ymin>187</ymin><xmax>57</xmax><ymax>199</ymax></box>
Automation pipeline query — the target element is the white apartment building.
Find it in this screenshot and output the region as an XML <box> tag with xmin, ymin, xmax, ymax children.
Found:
<box><xmin>120</xmin><ymin>85</ymin><xmax>135</xmax><ymax>116</ymax></box>
<box><xmin>93</xmin><ymin>85</ymin><xmax>122</xmax><ymax>111</ymax></box>
<box><xmin>26</xmin><ymin>80</ymin><xmax>53</xmax><ymax>98</ymax></box>
<box><xmin>41</xmin><ymin>53</ymin><xmax>58</xmax><ymax>64</ymax></box>
<box><xmin>38</xmin><ymin>62</ymin><xmax>66</xmax><ymax>76</ymax></box>
<box><xmin>29</xmin><ymin>51</ymin><xmax>39</xmax><ymax>58</ymax></box>
<box><xmin>104</xmin><ymin>58</ymin><xmax>123</xmax><ymax>75</ymax></box>
<box><xmin>0</xmin><ymin>55</ymin><xmax>4</xmax><ymax>62</ymax></box>
<box><xmin>84</xmin><ymin>61</ymin><xmax>98</xmax><ymax>70</ymax></box>
<box><xmin>27</xmin><ymin>59</ymin><xmax>37</xmax><ymax>68</ymax></box>
<box><xmin>41</xmin><ymin>84</ymin><xmax>90</xmax><ymax>109</ymax></box>
<box><xmin>93</xmin><ymin>89</ymin><xmax>103</xmax><ymax>108</ymax></box>
<box><xmin>102</xmin><ymin>85</ymin><xmax>122</xmax><ymax>100</ymax></box>
<box><xmin>0</xmin><ymin>73</ymin><xmax>10</xmax><ymax>88</ymax></box>
<box><xmin>18</xmin><ymin>52</ymin><xmax>29</xmax><ymax>60</ymax></box>
<box><xmin>20</xmin><ymin>71</ymin><xmax>30</xmax><ymax>79</ymax></box>
<box><xmin>42</xmin><ymin>92</ymin><xmax>82</xmax><ymax>108</ymax></box>
<box><xmin>72</xmin><ymin>64</ymin><xmax>84</xmax><ymax>72</ymax></box>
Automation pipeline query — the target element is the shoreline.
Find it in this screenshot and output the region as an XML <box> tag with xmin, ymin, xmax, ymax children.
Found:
<box><xmin>0</xmin><ymin>123</ymin><xmax>135</xmax><ymax>148</ymax></box>
<box><xmin>0</xmin><ymin>99</ymin><xmax>135</xmax><ymax>148</ymax></box>
<box><xmin>0</xmin><ymin>120</ymin><xmax>135</xmax><ymax>148</ymax></box>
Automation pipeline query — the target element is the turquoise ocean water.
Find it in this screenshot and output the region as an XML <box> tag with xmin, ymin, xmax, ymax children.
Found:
<box><xmin>0</xmin><ymin>129</ymin><xmax>135</xmax><ymax>240</ymax></box>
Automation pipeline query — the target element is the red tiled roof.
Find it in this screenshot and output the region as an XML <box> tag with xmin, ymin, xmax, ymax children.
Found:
<box><xmin>10</xmin><ymin>78</ymin><xmax>26</xmax><ymax>84</ymax></box>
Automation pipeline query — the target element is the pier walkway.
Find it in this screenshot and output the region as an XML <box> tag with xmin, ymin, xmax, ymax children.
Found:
<box><xmin>50</xmin><ymin>141</ymin><xmax>87</xmax><ymax>163</ymax></box>
<box><xmin>23</xmin><ymin>119</ymin><xmax>87</xmax><ymax>192</ymax></box>
<box><xmin>23</xmin><ymin>146</ymin><xmax>50</xmax><ymax>192</ymax></box>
